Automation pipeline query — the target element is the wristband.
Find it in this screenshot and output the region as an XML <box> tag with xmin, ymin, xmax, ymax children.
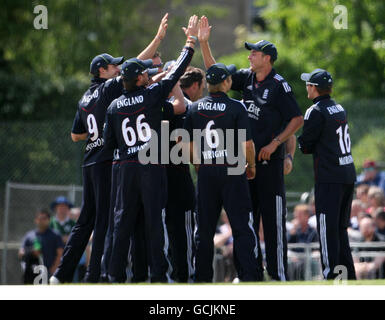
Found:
<box><xmin>285</xmin><ymin>153</ymin><xmax>293</xmax><ymax>162</ymax></box>
<box><xmin>188</xmin><ymin>35</ymin><xmax>198</xmax><ymax>41</ymax></box>
<box><xmin>273</xmin><ymin>137</ymin><xmax>281</xmax><ymax>144</ymax></box>
<box><xmin>247</xmin><ymin>163</ymin><xmax>256</xmax><ymax>168</ymax></box>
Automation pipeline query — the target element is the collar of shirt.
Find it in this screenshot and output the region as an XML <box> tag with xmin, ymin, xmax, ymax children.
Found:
<box><xmin>91</xmin><ymin>77</ymin><xmax>107</xmax><ymax>85</ymax></box>
<box><xmin>55</xmin><ymin>216</ymin><xmax>71</xmax><ymax>226</ymax></box>
<box><xmin>255</xmin><ymin>68</ymin><xmax>276</xmax><ymax>85</ymax></box>
<box><xmin>209</xmin><ymin>91</ymin><xmax>228</xmax><ymax>98</ymax></box>
<box><xmin>122</xmin><ymin>86</ymin><xmax>145</xmax><ymax>95</ymax></box>
<box><xmin>312</xmin><ymin>94</ymin><xmax>331</xmax><ymax>104</ymax></box>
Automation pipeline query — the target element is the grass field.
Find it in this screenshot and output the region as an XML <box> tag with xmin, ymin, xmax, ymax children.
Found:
<box><xmin>77</xmin><ymin>279</ymin><xmax>385</xmax><ymax>285</ymax></box>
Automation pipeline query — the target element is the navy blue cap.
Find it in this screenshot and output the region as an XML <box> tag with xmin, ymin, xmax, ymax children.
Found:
<box><xmin>50</xmin><ymin>196</ymin><xmax>73</xmax><ymax>211</ymax></box>
<box><xmin>301</xmin><ymin>68</ymin><xmax>333</xmax><ymax>89</ymax></box>
<box><xmin>245</xmin><ymin>40</ymin><xmax>278</xmax><ymax>61</ymax></box>
<box><xmin>206</xmin><ymin>63</ymin><xmax>237</xmax><ymax>85</ymax></box>
<box><xmin>90</xmin><ymin>53</ymin><xmax>124</xmax><ymax>76</ymax></box>
<box><xmin>121</xmin><ymin>58</ymin><xmax>154</xmax><ymax>80</ymax></box>
<box><xmin>147</xmin><ymin>68</ymin><xmax>159</xmax><ymax>77</ymax></box>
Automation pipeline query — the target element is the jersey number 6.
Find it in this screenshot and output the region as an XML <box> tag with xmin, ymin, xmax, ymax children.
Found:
<box><xmin>205</xmin><ymin>120</ymin><xmax>220</xmax><ymax>149</ymax></box>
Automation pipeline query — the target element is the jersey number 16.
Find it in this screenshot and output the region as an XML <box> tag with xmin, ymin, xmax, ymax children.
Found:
<box><xmin>336</xmin><ymin>124</ymin><xmax>351</xmax><ymax>155</ymax></box>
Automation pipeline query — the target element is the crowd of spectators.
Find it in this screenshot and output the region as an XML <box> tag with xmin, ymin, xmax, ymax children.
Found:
<box><xmin>19</xmin><ymin>160</ymin><xmax>385</xmax><ymax>283</ymax></box>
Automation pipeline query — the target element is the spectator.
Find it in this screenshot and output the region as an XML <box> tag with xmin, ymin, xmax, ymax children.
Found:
<box><xmin>356</xmin><ymin>160</ymin><xmax>385</xmax><ymax>193</ymax></box>
<box><xmin>19</xmin><ymin>209</ymin><xmax>64</xmax><ymax>284</ymax></box>
<box><xmin>287</xmin><ymin>204</ymin><xmax>318</xmax><ymax>280</ymax></box>
<box><xmin>288</xmin><ymin>204</ymin><xmax>318</xmax><ymax>247</ymax></box>
<box><xmin>366</xmin><ymin>186</ymin><xmax>385</xmax><ymax>217</ymax></box>
<box><xmin>354</xmin><ymin>217</ymin><xmax>385</xmax><ymax>279</ymax></box>
<box><xmin>50</xmin><ymin>196</ymin><xmax>76</xmax><ymax>244</ymax></box>
<box><xmin>356</xmin><ymin>184</ymin><xmax>370</xmax><ymax>207</ymax></box>
<box><xmin>350</xmin><ymin>199</ymin><xmax>366</xmax><ymax>230</ymax></box>
<box><xmin>374</xmin><ymin>209</ymin><xmax>385</xmax><ymax>241</ymax></box>
<box><xmin>70</xmin><ymin>207</ymin><xmax>91</xmax><ymax>282</ymax></box>
<box><xmin>214</xmin><ymin>210</ymin><xmax>236</xmax><ymax>282</ymax></box>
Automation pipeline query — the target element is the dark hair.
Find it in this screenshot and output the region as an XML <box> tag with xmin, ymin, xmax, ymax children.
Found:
<box><xmin>180</xmin><ymin>67</ymin><xmax>205</xmax><ymax>89</ymax></box>
<box><xmin>376</xmin><ymin>210</ymin><xmax>385</xmax><ymax>221</ymax></box>
<box><xmin>261</xmin><ymin>52</ymin><xmax>275</xmax><ymax>65</ymax></box>
<box><xmin>36</xmin><ymin>209</ymin><xmax>51</xmax><ymax>219</ymax></box>
<box><xmin>123</xmin><ymin>77</ymin><xmax>140</xmax><ymax>92</ymax></box>
<box><xmin>153</xmin><ymin>51</ymin><xmax>161</xmax><ymax>59</ymax></box>
<box><xmin>315</xmin><ymin>85</ymin><xmax>332</xmax><ymax>95</ymax></box>
<box><xmin>94</xmin><ymin>65</ymin><xmax>108</xmax><ymax>78</ymax></box>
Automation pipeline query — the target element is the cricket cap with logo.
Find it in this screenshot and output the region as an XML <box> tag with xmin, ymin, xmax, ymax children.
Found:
<box><xmin>300</xmin><ymin>68</ymin><xmax>333</xmax><ymax>89</ymax></box>
<box><xmin>120</xmin><ymin>58</ymin><xmax>156</xmax><ymax>80</ymax></box>
<box><xmin>245</xmin><ymin>40</ymin><xmax>278</xmax><ymax>61</ymax></box>
<box><xmin>90</xmin><ymin>53</ymin><xmax>124</xmax><ymax>76</ymax></box>
<box><xmin>50</xmin><ymin>196</ymin><xmax>73</xmax><ymax>211</ymax></box>
<box><xmin>206</xmin><ymin>63</ymin><xmax>237</xmax><ymax>85</ymax></box>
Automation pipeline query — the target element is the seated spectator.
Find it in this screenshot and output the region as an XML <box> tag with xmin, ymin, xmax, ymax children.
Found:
<box><xmin>366</xmin><ymin>186</ymin><xmax>385</xmax><ymax>217</ymax></box>
<box><xmin>356</xmin><ymin>184</ymin><xmax>370</xmax><ymax>207</ymax></box>
<box><xmin>287</xmin><ymin>204</ymin><xmax>318</xmax><ymax>280</ymax></box>
<box><xmin>70</xmin><ymin>207</ymin><xmax>91</xmax><ymax>282</ymax></box>
<box><xmin>19</xmin><ymin>209</ymin><xmax>64</xmax><ymax>284</ymax></box>
<box><xmin>375</xmin><ymin>209</ymin><xmax>385</xmax><ymax>241</ymax></box>
<box><xmin>354</xmin><ymin>217</ymin><xmax>385</xmax><ymax>279</ymax></box>
<box><xmin>350</xmin><ymin>199</ymin><xmax>366</xmax><ymax>230</ymax></box>
<box><xmin>288</xmin><ymin>204</ymin><xmax>318</xmax><ymax>248</ymax></box>
<box><xmin>214</xmin><ymin>210</ymin><xmax>236</xmax><ymax>282</ymax></box>
<box><xmin>50</xmin><ymin>196</ymin><xmax>76</xmax><ymax>244</ymax></box>
<box><xmin>356</xmin><ymin>160</ymin><xmax>385</xmax><ymax>193</ymax></box>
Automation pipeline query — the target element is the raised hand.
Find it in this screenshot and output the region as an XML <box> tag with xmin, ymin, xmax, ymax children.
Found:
<box><xmin>183</xmin><ymin>15</ymin><xmax>199</xmax><ymax>38</ymax></box>
<box><xmin>156</xmin><ymin>13</ymin><xmax>168</xmax><ymax>40</ymax></box>
<box><xmin>198</xmin><ymin>16</ymin><xmax>212</xmax><ymax>42</ymax></box>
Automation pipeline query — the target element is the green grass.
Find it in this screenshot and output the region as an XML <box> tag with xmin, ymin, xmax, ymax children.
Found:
<box><xmin>65</xmin><ymin>279</ymin><xmax>385</xmax><ymax>285</ymax></box>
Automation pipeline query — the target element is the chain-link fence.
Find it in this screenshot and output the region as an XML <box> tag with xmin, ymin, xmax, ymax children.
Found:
<box><xmin>1</xmin><ymin>182</ymin><xmax>83</xmax><ymax>284</ymax></box>
<box><xmin>213</xmin><ymin>242</ymin><xmax>385</xmax><ymax>282</ymax></box>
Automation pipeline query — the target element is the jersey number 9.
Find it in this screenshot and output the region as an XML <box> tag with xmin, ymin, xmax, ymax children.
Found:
<box><xmin>87</xmin><ymin>114</ymin><xmax>99</xmax><ymax>141</ymax></box>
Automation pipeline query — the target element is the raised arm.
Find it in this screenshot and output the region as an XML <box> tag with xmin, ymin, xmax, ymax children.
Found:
<box><xmin>198</xmin><ymin>16</ymin><xmax>216</xmax><ymax>69</ymax></box>
<box><xmin>137</xmin><ymin>13</ymin><xmax>168</xmax><ymax>60</ymax></box>
<box><xmin>169</xmin><ymin>82</ymin><xmax>186</xmax><ymax>115</ymax></box>
<box><xmin>158</xmin><ymin>15</ymin><xmax>199</xmax><ymax>98</ymax></box>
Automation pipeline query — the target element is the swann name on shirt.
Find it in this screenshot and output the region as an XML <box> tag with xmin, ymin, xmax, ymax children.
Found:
<box><xmin>82</xmin><ymin>90</ymin><xmax>99</xmax><ymax>104</ymax></box>
<box><xmin>198</xmin><ymin>102</ymin><xmax>226</xmax><ymax>111</ymax></box>
<box><xmin>117</xmin><ymin>95</ymin><xmax>144</xmax><ymax>108</ymax></box>
<box><xmin>327</xmin><ymin>104</ymin><xmax>344</xmax><ymax>115</ymax></box>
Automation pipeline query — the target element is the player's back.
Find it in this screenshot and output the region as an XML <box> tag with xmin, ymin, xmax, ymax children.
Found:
<box><xmin>302</xmin><ymin>96</ymin><xmax>356</xmax><ymax>184</ymax></box>
<box><xmin>74</xmin><ymin>76</ymin><xmax>123</xmax><ymax>166</ymax></box>
<box><xmin>185</xmin><ymin>92</ymin><xmax>250</xmax><ymax>167</ymax></box>
<box><xmin>105</xmin><ymin>84</ymin><xmax>165</xmax><ymax>162</ymax></box>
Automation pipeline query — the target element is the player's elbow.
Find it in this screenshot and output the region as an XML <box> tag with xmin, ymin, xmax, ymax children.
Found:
<box><xmin>173</xmin><ymin>100</ymin><xmax>186</xmax><ymax>115</ymax></box>
<box><xmin>71</xmin><ymin>133</ymin><xmax>87</xmax><ymax>142</ymax></box>
<box><xmin>293</xmin><ymin>116</ymin><xmax>304</xmax><ymax>131</ymax></box>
